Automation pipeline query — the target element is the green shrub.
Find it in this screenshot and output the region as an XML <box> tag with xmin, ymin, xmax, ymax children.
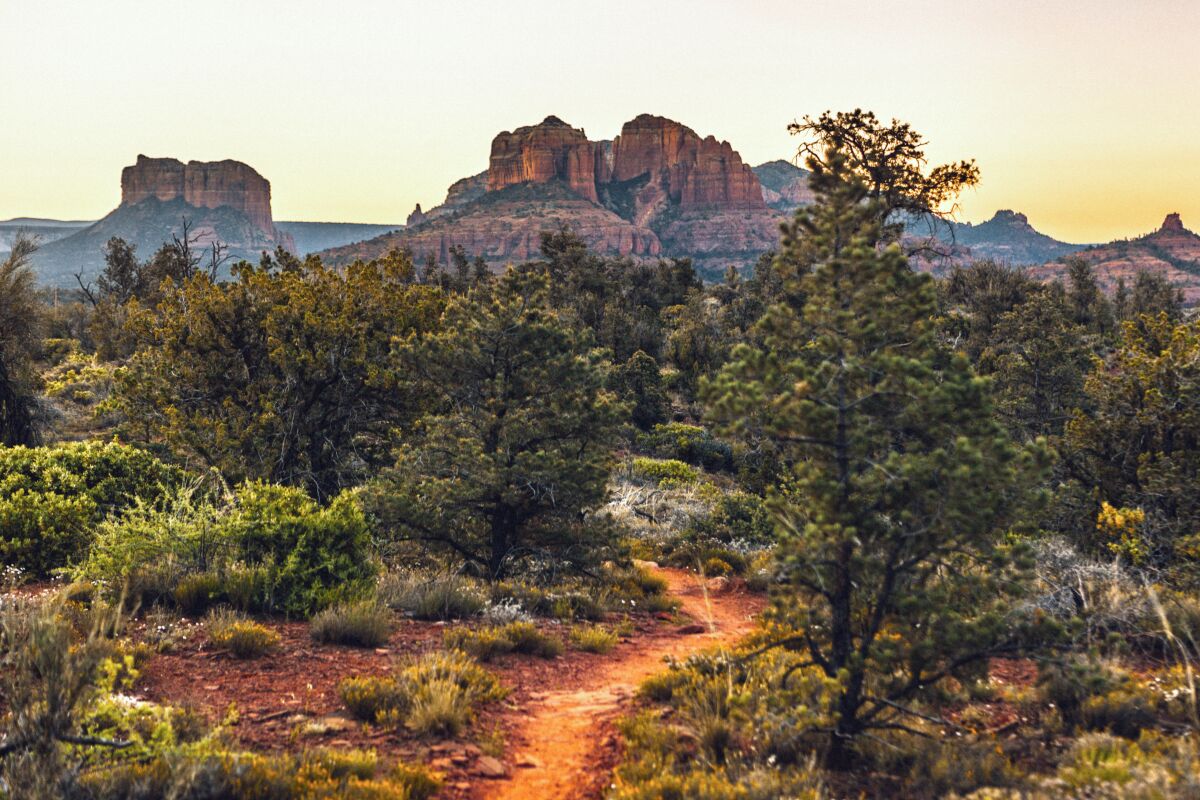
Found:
<box><xmin>206</xmin><ymin>609</ymin><xmax>280</xmax><ymax>659</ymax></box>
<box><xmin>605</xmin><ymin>565</ymin><xmax>677</xmax><ymax>614</ymax></box>
<box><xmin>444</xmin><ymin>621</ymin><xmax>563</xmax><ymax>660</ymax></box>
<box><xmin>0</xmin><ymin>441</ymin><xmax>182</xmax><ymax>576</ymax></box>
<box><xmin>0</xmin><ymin>440</ymin><xmax>181</xmax><ymax>514</ymax></box>
<box><xmin>173</xmin><ymin>571</ymin><xmax>224</xmax><ymax>615</ymax></box>
<box><xmin>1038</xmin><ymin>658</ymin><xmax>1118</xmax><ymax>732</ymax></box>
<box><xmin>310</xmin><ymin>600</ymin><xmax>393</xmax><ymax>648</ymax></box>
<box><xmin>501</xmin><ymin>621</ymin><xmax>564</xmax><ymax>658</ymax></box>
<box><xmin>569</xmin><ymin>625</ymin><xmax>619</xmax><ymax>653</ymax></box>
<box><xmin>340</xmin><ymin>651</ymin><xmax>505</xmax><ymax>737</ymax></box>
<box><xmin>227</xmin><ymin>482</ymin><xmax>378</xmax><ymax>616</ymax></box>
<box><xmin>638</xmin><ymin>423</ymin><xmax>734</xmax><ymax>472</ymax></box>
<box><xmin>223</xmin><ymin>563</ymin><xmax>274</xmax><ymax>612</ymax></box>
<box><xmin>75</xmin><ymin>481</ymin><xmax>376</xmax><ymax>618</ymax></box>
<box><xmin>0</xmin><ymin>488</ymin><xmax>95</xmax><ymax>577</ymax></box>
<box><xmin>406</xmin><ymin>677</ymin><xmax>472</xmax><ymax>737</ymax></box>
<box><xmin>377</xmin><ymin>572</ymin><xmax>486</xmax><ymax>620</ymax></box>
<box><xmin>402</xmin><ymin>649</ymin><xmax>506</xmax><ymax>706</ymax></box>
<box><xmin>630</xmin><ymin>457</ymin><xmax>700</xmax><ymax>487</ymax></box>
<box><xmin>75</xmin><ymin>484</ymin><xmax>227</xmax><ymax>607</ymax></box>
<box><xmin>77</xmin><ymin>748</ymin><xmax>442</xmax><ymax>799</ymax></box>
<box><xmin>443</xmin><ymin>626</ymin><xmax>515</xmax><ymax>662</ymax></box>
<box><xmin>687</xmin><ymin>491</ymin><xmax>773</xmax><ymax>547</ymax></box>
<box><xmin>339</xmin><ymin>675</ymin><xmax>407</xmax><ymax>723</ymax></box>
<box><xmin>639</xmin><ymin>670</ymin><xmax>688</xmax><ymax>702</ymax></box>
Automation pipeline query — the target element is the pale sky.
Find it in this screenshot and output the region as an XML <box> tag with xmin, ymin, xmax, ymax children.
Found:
<box><xmin>2</xmin><ymin>0</ymin><xmax>1197</xmax><ymax>244</ymax></box>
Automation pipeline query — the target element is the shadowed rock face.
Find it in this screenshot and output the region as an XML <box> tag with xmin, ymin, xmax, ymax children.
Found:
<box><xmin>611</xmin><ymin>114</ymin><xmax>765</xmax><ymax>216</ymax></box>
<box><xmin>121</xmin><ymin>155</ymin><xmax>277</xmax><ymax>236</ymax></box>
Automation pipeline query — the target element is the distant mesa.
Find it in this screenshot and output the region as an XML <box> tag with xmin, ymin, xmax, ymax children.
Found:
<box><xmin>21</xmin><ymin>157</ymin><xmax>404</xmax><ymax>287</ymax></box>
<box><xmin>321</xmin><ymin>114</ymin><xmax>783</xmax><ymax>276</ymax></box>
<box><xmin>27</xmin><ymin>156</ymin><xmax>294</xmax><ymax>286</ymax></box>
<box><xmin>121</xmin><ymin>155</ymin><xmax>281</xmax><ymax>239</ymax></box>
<box><xmin>933</xmin><ymin>209</ymin><xmax>1085</xmax><ymax>266</ymax></box>
<box><xmin>1029</xmin><ymin>213</ymin><xmax>1200</xmax><ymax>304</ymax></box>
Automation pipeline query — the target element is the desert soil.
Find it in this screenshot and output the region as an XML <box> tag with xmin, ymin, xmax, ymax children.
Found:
<box><xmin>132</xmin><ymin>566</ymin><xmax>765</xmax><ymax>800</ymax></box>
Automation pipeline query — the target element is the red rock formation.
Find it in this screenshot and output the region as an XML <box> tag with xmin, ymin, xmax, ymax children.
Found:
<box><xmin>324</xmin><ymin>114</ymin><xmax>778</xmax><ymax>274</ymax></box>
<box><xmin>121</xmin><ymin>155</ymin><xmax>277</xmax><ymax>236</ymax></box>
<box><xmin>610</xmin><ymin>115</ymin><xmax>765</xmax><ymax>216</ymax></box>
<box><xmin>487</xmin><ymin>117</ymin><xmax>599</xmax><ymax>203</ymax></box>
<box><xmin>119</xmin><ymin>155</ymin><xmax>293</xmax><ymax>253</ymax></box>
<box><xmin>1029</xmin><ymin>213</ymin><xmax>1200</xmax><ymax>304</ymax></box>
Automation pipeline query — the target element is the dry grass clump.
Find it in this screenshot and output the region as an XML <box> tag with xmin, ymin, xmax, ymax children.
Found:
<box><xmin>205</xmin><ymin>608</ymin><xmax>279</xmax><ymax>658</ymax></box>
<box><xmin>310</xmin><ymin>600</ymin><xmax>393</xmax><ymax>648</ymax></box>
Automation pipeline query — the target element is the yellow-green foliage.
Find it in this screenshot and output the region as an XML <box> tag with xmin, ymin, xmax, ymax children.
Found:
<box><xmin>78</xmin><ymin>745</ymin><xmax>442</xmax><ymax>800</ymax></box>
<box><xmin>173</xmin><ymin>571</ymin><xmax>225</xmax><ymax>615</ymax></box>
<box><xmin>443</xmin><ymin>626</ymin><xmax>515</xmax><ymax>661</ymax></box>
<box><xmin>76</xmin><ymin>481</ymin><xmax>377</xmax><ymax>617</ymax></box>
<box><xmin>631</xmin><ymin>457</ymin><xmax>700</xmax><ymax>487</ymax></box>
<box><xmin>444</xmin><ymin>621</ymin><xmax>563</xmax><ymax>660</ymax></box>
<box><xmin>637</xmin><ymin>422</ymin><xmax>734</xmax><ymax>472</ymax></box>
<box><xmin>611</xmin><ymin>713</ymin><xmax>827</xmax><ymax>800</ymax></box>
<box><xmin>499</xmin><ymin>621</ymin><xmax>563</xmax><ymax>658</ymax></box>
<box><xmin>569</xmin><ymin>625</ymin><xmax>619</xmax><ymax>654</ymax></box>
<box><xmin>339</xmin><ymin>651</ymin><xmax>505</xmax><ymax>737</ymax></box>
<box><xmin>206</xmin><ymin>609</ymin><xmax>280</xmax><ymax>659</ymax></box>
<box><xmin>42</xmin><ymin>348</ymin><xmax>114</xmax><ymax>406</ymax></box>
<box><xmin>0</xmin><ymin>440</ymin><xmax>180</xmax><ymax>576</ymax></box>
<box><xmin>616</xmin><ymin>645</ymin><xmax>838</xmax><ymax>797</ymax></box>
<box><xmin>1053</xmin><ymin>731</ymin><xmax>1200</xmax><ymax>799</ymax></box>
<box><xmin>1096</xmin><ymin>501</ymin><xmax>1148</xmax><ymax>565</ymax></box>
<box><xmin>339</xmin><ymin>676</ymin><xmax>407</xmax><ymax>724</ymax></box>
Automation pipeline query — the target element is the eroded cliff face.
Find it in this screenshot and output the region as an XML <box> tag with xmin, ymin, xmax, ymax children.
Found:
<box><xmin>485</xmin><ymin>114</ymin><xmax>767</xmax><ymax>221</ymax></box>
<box><xmin>121</xmin><ymin>155</ymin><xmax>278</xmax><ymax>236</ymax></box>
<box><xmin>611</xmin><ymin>114</ymin><xmax>765</xmax><ymax>216</ymax></box>
<box><xmin>487</xmin><ymin>117</ymin><xmax>599</xmax><ymax>203</ymax></box>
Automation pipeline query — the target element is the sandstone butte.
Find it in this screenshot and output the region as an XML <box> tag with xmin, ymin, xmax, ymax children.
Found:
<box><xmin>319</xmin><ymin>114</ymin><xmax>783</xmax><ymax>274</ymax></box>
<box><xmin>28</xmin><ymin>155</ymin><xmax>296</xmax><ymax>285</ymax></box>
<box><xmin>120</xmin><ymin>154</ymin><xmax>294</xmax><ymax>250</ymax></box>
<box><xmin>1029</xmin><ymin>213</ymin><xmax>1200</xmax><ymax>304</ymax></box>
<box><xmin>122</xmin><ymin>155</ymin><xmax>273</xmax><ymax>236</ymax></box>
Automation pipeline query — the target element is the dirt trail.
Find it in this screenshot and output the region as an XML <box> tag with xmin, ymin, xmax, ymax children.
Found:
<box><xmin>481</xmin><ymin>567</ymin><xmax>764</xmax><ymax>800</ymax></box>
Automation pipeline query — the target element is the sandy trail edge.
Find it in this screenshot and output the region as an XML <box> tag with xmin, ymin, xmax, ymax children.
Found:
<box><xmin>480</xmin><ymin>567</ymin><xmax>763</xmax><ymax>800</ymax></box>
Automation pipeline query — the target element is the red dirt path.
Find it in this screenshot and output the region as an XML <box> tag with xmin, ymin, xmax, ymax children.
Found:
<box><xmin>479</xmin><ymin>567</ymin><xmax>765</xmax><ymax>800</ymax></box>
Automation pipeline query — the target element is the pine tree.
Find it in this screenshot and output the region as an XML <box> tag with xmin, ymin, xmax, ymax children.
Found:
<box><xmin>1065</xmin><ymin>313</ymin><xmax>1200</xmax><ymax>572</ymax></box>
<box><xmin>705</xmin><ymin>150</ymin><xmax>1051</xmax><ymax>767</ymax></box>
<box><xmin>373</xmin><ymin>268</ymin><xmax>626</xmax><ymax>578</ymax></box>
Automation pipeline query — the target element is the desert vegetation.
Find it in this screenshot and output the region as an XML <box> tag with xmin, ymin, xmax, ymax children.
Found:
<box><xmin>3</xmin><ymin>110</ymin><xmax>1200</xmax><ymax>800</ymax></box>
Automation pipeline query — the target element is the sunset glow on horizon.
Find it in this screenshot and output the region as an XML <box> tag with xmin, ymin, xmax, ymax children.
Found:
<box><xmin>3</xmin><ymin>0</ymin><xmax>1198</xmax><ymax>244</ymax></box>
